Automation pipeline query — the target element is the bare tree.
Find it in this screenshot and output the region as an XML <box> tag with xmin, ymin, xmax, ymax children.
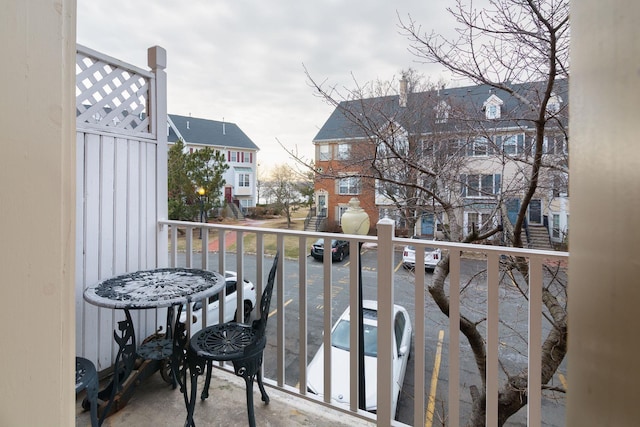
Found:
<box><xmin>292</xmin><ymin>1</ymin><xmax>570</xmax><ymax>425</ymax></box>
<box><xmin>401</xmin><ymin>1</ymin><xmax>569</xmax><ymax>425</ymax></box>
<box><xmin>263</xmin><ymin>164</ymin><xmax>303</xmax><ymax>228</ymax></box>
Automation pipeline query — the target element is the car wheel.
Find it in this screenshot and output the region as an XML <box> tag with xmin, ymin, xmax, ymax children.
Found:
<box><xmin>337</xmin><ymin>250</ymin><xmax>344</xmax><ymax>262</ymax></box>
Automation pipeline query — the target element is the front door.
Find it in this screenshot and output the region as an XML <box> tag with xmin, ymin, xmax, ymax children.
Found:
<box><xmin>421</xmin><ymin>213</ymin><xmax>434</xmax><ymax>236</ymax></box>
<box><xmin>317</xmin><ymin>194</ymin><xmax>327</xmax><ymax>217</ymax></box>
<box><xmin>528</xmin><ymin>199</ymin><xmax>542</xmax><ymax>225</ymax></box>
<box><xmin>225</xmin><ymin>186</ymin><xmax>232</xmax><ymax>203</ymax></box>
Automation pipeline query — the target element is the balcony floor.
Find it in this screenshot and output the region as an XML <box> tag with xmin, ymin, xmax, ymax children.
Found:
<box><xmin>76</xmin><ymin>366</ymin><xmax>375</xmax><ymax>427</ymax></box>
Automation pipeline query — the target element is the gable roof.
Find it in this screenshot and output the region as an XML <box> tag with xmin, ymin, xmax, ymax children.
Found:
<box><xmin>313</xmin><ymin>79</ymin><xmax>568</xmax><ymax>142</ymax></box>
<box><xmin>168</xmin><ymin>114</ymin><xmax>259</xmax><ymax>151</ymax></box>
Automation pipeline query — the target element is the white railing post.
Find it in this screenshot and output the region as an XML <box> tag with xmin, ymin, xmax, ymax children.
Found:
<box><xmin>486</xmin><ymin>252</ymin><xmax>500</xmax><ymax>426</ymax></box>
<box><xmin>148</xmin><ymin>46</ymin><xmax>168</xmax><ymax>268</ymax></box>
<box><xmin>376</xmin><ymin>217</ymin><xmax>395</xmax><ymax>426</ymax></box>
<box><xmin>156</xmin><ymin>219</ymin><xmax>568</xmax><ymax>427</ymax></box>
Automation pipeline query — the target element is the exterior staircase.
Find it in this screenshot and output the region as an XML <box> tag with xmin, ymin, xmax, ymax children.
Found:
<box><xmin>304</xmin><ymin>213</ymin><xmax>325</xmax><ymax>232</ymax></box>
<box><xmin>522</xmin><ymin>225</ymin><xmax>553</xmax><ymax>250</ymax></box>
<box><xmin>304</xmin><ymin>215</ymin><xmax>324</xmax><ymax>232</ymax></box>
<box><xmin>226</xmin><ymin>202</ymin><xmax>245</xmax><ymax>220</ymax></box>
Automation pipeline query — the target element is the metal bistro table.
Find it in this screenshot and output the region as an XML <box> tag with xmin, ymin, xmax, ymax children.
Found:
<box><xmin>83</xmin><ymin>267</ymin><xmax>225</xmax><ymax>421</ymax></box>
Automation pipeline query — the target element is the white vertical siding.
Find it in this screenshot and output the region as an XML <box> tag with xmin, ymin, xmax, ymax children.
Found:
<box><xmin>76</xmin><ymin>131</ymin><xmax>162</xmax><ymax>368</ymax></box>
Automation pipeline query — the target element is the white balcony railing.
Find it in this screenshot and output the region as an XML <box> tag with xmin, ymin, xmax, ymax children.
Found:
<box><xmin>159</xmin><ymin>218</ymin><xmax>568</xmax><ymax>427</ymax></box>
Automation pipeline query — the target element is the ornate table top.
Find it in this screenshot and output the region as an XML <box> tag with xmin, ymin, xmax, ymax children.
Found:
<box><xmin>83</xmin><ymin>268</ymin><xmax>225</xmax><ymax>309</ymax></box>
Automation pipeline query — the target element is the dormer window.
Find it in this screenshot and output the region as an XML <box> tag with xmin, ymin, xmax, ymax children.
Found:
<box><xmin>435</xmin><ymin>100</ymin><xmax>450</xmax><ymax>123</ymax></box>
<box><xmin>547</xmin><ymin>92</ymin><xmax>562</xmax><ymax>114</ymax></box>
<box><xmin>483</xmin><ymin>94</ymin><xmax>504</xmax><ymax>120</ymax></box>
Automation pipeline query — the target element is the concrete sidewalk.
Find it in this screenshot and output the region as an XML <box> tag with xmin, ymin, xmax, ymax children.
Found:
<box><xmin>76</xmin><ymin>366</ymin><xmax>375</xmax><ymax>427</ymax></box>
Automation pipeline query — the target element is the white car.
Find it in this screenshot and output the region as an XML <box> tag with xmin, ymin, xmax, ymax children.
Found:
<box><xmin>180</xmin><ymin>271</ymin><xmax>257</xmax><ymax>336</ymax></box>
<box><xmin>306</xmin><ymin>300</ymin><xmax>412</xmax><ymax>417</ymax></box>
<box><xmin>402</xmin><ymin>239</ymin><xmax>441</xmax><ymax>271</ymax></box>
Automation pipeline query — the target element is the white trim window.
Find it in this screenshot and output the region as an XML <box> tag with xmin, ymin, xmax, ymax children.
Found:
<box><xmin>337</xmin><ymin>143</ymin><xmax>350</xmax><ymax>160</ymax></box>
<box><xmin>552</xmin><ymin>214</ymin><xmax>561</xmax><ymax>239</ymax></box>
<box><xmin>465</xmin><ymin>211</ymin><xmax>495</xmax><ymax>234</ymax></box>
<box><xmin>318</xmin><ymin>144</ymin><xmax>331</xmax><ymax>161</ymax></box>
<box><xmin>467</xmin><ymin>137</ymin><xmax>491</xmax><ymax>156</ymax></box>
<box><xmin>238</xmin><ymin>173</ymin><xmax>250</xmax><ymax>188</ymax></box>
<box><xmin>337</xmin><ymin>205</ymin><xmax>349</xmax><ymax>225</ymax></box>
<box><xmin>547</xmin><ymin>92</ymin><xmax>562</xmax><ymax>114</ymax></box>
<box><xmin>483</xmin><ymin>94</ymin><xmax>504</xmax><ymax>120</ymax></box>
<box><xmin>461</xmin><ymin>174</ymin><xmax>501</xmax><ymax>197</ymax></box>
<box><xmin>435</xmin><ymin>100</ymin><xmax>450</xmax><ymax>123</ymax></box>
<box><xmin>543</xmin><ymin>134</ymin><xmax>567</xmax><ymax>155</ymax></box>
<box><xmin>497</xmin><ymin>133</ymin><xmax>525</xmax><ymax>155</ymax></box>
<box><xmin>337</xmin><ymin>176</ymin><xmax>361</xmax><ymax>195</ymax></box>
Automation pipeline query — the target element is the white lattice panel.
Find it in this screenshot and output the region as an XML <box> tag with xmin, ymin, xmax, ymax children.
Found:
<box><xmin>76</xmin><ymin>48</ymin><xmax>152</xmax><ymax>134</ymax></box>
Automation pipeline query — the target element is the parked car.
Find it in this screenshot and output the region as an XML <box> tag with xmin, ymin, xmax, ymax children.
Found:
<box><xmin>306</xmin><ymin>300</ymin><xmax>412</xmax><ymax>417</ymax></box>
<box><xmin>310</xmin><ymin>238</ymin><xmax>350</xmax><ymax>262</ymax></box>
<box><xmin>402</xmin><ymin>237</ymin><xmax>441</xmax><ymax>271</ymax></box>
<box><xmin>180</xmin><ymin>271</ymin><xmax>257</xmax><ymax>336</ymax></box>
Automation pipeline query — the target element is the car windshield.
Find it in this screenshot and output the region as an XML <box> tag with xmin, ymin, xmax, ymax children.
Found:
<box><xmin>314</xmin><ymin>239</ymin><xmax>338</xmax><ymax>246</ymax></box>
<box><xmin>331</xmin><ymin>319</ymin><xmax>378</xmax><ymax>357</ymax></box>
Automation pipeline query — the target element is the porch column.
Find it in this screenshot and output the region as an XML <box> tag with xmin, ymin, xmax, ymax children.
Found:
<box><xmin>568</xmin><ymin>0</ymin><xmax>640</xmax><ymax>425</ymax></box>
<box><xmin>0</xmin><ymin>0</ymin><xmax>76</xmax><ymax>425</ymax></box>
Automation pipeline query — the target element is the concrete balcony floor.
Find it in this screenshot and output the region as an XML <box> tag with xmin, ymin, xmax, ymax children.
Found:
<box><xmin>76</xmin><ymin>367</ymin><xmax>375</xmax><ymax>427</ymax></box>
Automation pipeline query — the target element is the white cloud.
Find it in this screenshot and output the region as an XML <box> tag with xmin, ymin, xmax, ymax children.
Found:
<box><xmin>77</xmin><ymin>0</ymin><xmax>456</xmax><ymax>172</ymax></box>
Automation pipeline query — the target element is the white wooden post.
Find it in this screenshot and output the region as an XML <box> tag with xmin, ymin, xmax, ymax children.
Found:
<box><xmin>376</xmin><ymin>217</ymin><xmax>395</xmax><ymax>426</ymax></box>
<box><xmin>148</xmin><ymin>46</ymin><xmax>168</xmax><ymax>268</ymax></box>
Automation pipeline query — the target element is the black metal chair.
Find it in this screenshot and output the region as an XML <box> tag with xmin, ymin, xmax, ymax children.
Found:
<box><xmin>183</xmin><ymin>252</ymin><xmax>279</xmax><ymax>427</ymax></box>
<box><xmin>76</xmin><ymin>357</ymin><xmax>99</xmax><ymax>427</ymax></box>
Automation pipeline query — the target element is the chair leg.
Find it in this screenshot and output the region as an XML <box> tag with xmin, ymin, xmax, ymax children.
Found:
<box><xmin>201</xmin><ymin>360</ymin><xmax>213</xmax><ymax>400</ymax></box>
<box><xmin>256</xmin><ymin>367</ymin><xmax>269</xmax><ymax>405</ymax></box>
<box><xmin>86</xmin><ymin>376</ymin><xmax>100</xmax><ymax>427</ymax></box>
<box><xmin>183</xmin><ymin>354</ymin><xmax>204</xmax><ymax>427</ymax></box>
<box><xmin>243</xmin><ymin>375</ymin><xmax>257</xmax><ymax>427</ymax></box>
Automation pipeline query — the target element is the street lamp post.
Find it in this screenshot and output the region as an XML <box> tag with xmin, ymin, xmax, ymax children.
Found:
<box><xmin>196</xmin><ymin>186</ymin><xmax>206</xmax><ymax>239</ymax></box>
<box><xmin>340</xmin><ymin>197</ymin><xmax>370</xmax><ymax>411</ymax></box>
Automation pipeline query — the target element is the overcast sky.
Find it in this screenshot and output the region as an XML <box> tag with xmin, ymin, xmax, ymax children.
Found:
<box><xmin>77</xmin><ymin>1</ymin><xmax>458</xmax><ymax>174</ymax></box>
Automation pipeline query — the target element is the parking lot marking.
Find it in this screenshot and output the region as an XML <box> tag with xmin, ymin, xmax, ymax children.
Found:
<box><xmin>559</xmin><ymin>373</ymin><xmax>568</xmax><ymax>390</ymax></box>
<box><xmin>269</xmin><ymin>299</ymin><xmax>292</xmax><ymax>318</ymax></box>
<box><xmin>426</xmin><ymin>330</ymin><xmax>445</xmax><ymax>427</ymax></box>
<box><xmin>394</xmin><ymin>260</ymin><xmax>403</xmax><ymax>272</ymax></box>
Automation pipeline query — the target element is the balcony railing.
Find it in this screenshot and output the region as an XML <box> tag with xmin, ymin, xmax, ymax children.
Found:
<box><xmin>159</xmin><ymin>218</ymin><xmax>568</xmax><ymax>427</ymax></box>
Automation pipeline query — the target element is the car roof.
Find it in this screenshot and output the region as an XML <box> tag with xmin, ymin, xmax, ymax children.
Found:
<box><xmin>339</xmin><ymin>300</ymin><xmax>406</xmax><ymax>324</ymax></box>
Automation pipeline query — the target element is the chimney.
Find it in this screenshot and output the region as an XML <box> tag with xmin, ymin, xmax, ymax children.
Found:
<box><xmin>399</xmin><ymin>76</ymin><xmax>408</xmax><ymax>108</ymax></box>
<box><xmin>222</xmin><ymin>117</ymin><xmax>226</xmax><ymax>135</ymax></box>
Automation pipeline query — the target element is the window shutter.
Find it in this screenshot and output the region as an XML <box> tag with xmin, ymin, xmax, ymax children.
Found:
<box><xmin>494</xmin><ymin>174</ymin><xmax>501</xmax><ymax>194</ymax></box>
<box><xmin>228</xmin><ymin>150</ymin><xmax>231</xmax><ymax>161</ymax></box>
<box><xmin>517</xmin><ymin>134</ymin><xmax>525</xmax><ymax>154</ymax></box>
<box><xmin>250</xmin><ymin>152</ymin><xmax>253</xmax><ymax>163</ymax></box>
<box><xmin>460</xmin><ymin>174</ymin><xmax>467</xmax><ymax>197</ymax></box>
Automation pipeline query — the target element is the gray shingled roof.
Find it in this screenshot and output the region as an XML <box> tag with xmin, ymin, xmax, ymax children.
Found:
<box><xmin>168</xmin><ymin>114</ymin><xmax>259</xmax><ymax>151</ymax></box>
<box><xmin>313</xmin><ymin>79</ymin><xmax>568</xmax><ymax>142</ymax></box>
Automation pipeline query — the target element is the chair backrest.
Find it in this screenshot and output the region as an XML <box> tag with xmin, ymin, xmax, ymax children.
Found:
<box><xmin>253</xmin><ymin>251</ymin><xmax>279</xmax><ymax>336</ymax></box>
